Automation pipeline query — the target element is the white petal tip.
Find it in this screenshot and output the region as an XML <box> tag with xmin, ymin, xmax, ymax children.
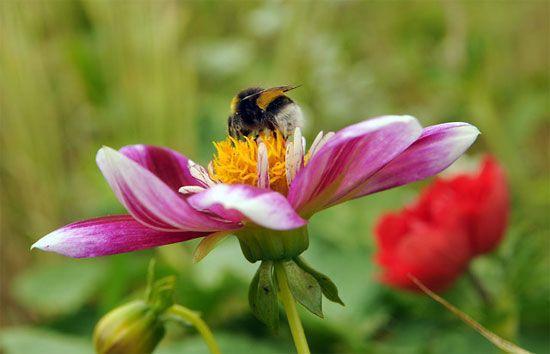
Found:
<box><xmin>458</xmin><ymin>123</ymin><xmax>481</xmax><ymax>139</ymax></box>
<box><xmin>96</xmin><ymin>145</ymin><xmax>119</xmax><ymax>158</ymax></box>
<box><xmin>96</xmin><ymin>146</ymin><xmax>115</xmax><ymax>164</ymax></box>
<box><xmin>471</xmin><ymin>126</ymin><xmax>481</xmax><ymax>136</ymax></box>
<box><xmin>30</xmin><ymin>237</ymin><xmax>50</xmax><ymax>252</ymax></box>
<box><xmin>97</xmin><ymin>145</ymin><xmax>111</xmax><ymax>153</ymax></box>
<box><xmin>31</xmin><ymin>229</ymin><xmax>68</xmax><ymax>254</ymax></box>
<box><xmin>399</xmin><ymin>114</ymin><xmax>417</xmax><ymax>121</ymax></box>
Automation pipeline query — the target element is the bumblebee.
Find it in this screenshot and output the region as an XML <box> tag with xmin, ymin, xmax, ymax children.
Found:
<box><xmin>228</xmin><ymin>85</ymin><xmax>303</xmax><ymax>139</ymax></box>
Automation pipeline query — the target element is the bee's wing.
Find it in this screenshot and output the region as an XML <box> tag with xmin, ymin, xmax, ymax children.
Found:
<box><xmin>277</xmin><ymin>84</ymin><xmax>301</xmax><ymax>92</ymax></box>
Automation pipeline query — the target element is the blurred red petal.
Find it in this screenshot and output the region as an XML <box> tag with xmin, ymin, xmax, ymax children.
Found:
<box><xmin>374</xmin><ymin>155</ymin><xmax>509</xmax><ymax>293</ymax></box>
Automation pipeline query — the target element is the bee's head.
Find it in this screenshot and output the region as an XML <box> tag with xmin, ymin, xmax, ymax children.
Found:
<box><xmin>230</xmin><ymin>85</ymin><xmax>300</xmax><ymax>116</ymax></box>
<box><xmin>229</xmin><ymin>87</ymin><xmax>264</xmax><ymax>120</ymax></box>
<box><xmin>228</xmin><ymin>85</ymin><xmax>301</xmax><ymax>138</ymax></box>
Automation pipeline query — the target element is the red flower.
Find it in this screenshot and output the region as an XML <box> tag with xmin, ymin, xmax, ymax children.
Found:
<box><xmin>375</xmin><ymin>156</ymin><xmax>509</xmax><ymax>292</ymax></box>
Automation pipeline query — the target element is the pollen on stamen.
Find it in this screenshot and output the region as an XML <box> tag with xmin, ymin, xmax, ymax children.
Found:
<box><xmin>209</xmin><ymin>131</ymin><xmax>289</xmax><ymax>194</ymax></box>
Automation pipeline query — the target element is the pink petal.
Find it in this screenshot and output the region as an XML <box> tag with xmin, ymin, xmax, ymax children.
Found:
<box><xmin>188</xmin><ymin>184</ymin><xmax>307</xmax><ymax>230</ymax></box>
<box><xmin>334</xmin><ymin>122</ymin><xmax>479</xmax><ymax>203</ymax></box>
<box><xmin>96</xmin><ymin>147</ymin><xmax>237</xmax><ymax>232</ymax></box>
<box><xmin>288</xmin><ymin>116</ymin><xmax>422</xmax><ymax>215</ymax></box>
<box><xmin>31</xmin><ymin>215</ymin><xmax>213</xmax><ymax>258</ymax></box>
<box><xmin>119</xmin><ymin>145</ymin><xmax>205</xmax><ymax>192</ymax></box>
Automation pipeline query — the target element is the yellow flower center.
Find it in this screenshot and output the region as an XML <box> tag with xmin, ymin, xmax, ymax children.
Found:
<box><xmin>210</xmin><ymin>132</ymin><xmax>289</xmax><ymax>195</ymax></box>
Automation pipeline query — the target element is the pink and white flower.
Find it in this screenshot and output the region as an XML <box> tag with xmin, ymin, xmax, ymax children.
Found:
<box><xmin>33</xmin><ymin>115</ymin><xmax>479</xmax><ymax>261</ymax></box>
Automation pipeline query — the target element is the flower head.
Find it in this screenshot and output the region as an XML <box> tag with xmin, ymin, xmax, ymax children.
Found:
<box><xmin>32</xmin><ymin>115</ymin><xmax>479</xmax><ymax>262</ymax></box>
<box><xmin>374</xmin><ymin>156</ymin><xmax>508</xmax><ymax>292</ymax></box>
<box><xmin>210</xmin><ymin>131</ymin><xmax>289</xmax><ymax>194</ymax></box>
<box><xmin>32</xmin><ymin>114</ymin><xmax>479</xmax><ymax>327</ymax></box>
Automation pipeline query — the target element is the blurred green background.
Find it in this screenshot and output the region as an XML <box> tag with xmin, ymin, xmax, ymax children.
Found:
<box><xmin>1</xmin><ymin>1</ymin><xmax>548</xmax><ymax>353</ymax></box>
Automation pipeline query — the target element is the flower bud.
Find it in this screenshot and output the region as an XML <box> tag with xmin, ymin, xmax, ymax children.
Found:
<box><xmin>93</xmin><ymin>300</ymin><xmax>165</xmax><ymax>354</ymax></box>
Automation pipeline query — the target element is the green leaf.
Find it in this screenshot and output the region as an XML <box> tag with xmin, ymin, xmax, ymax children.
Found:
<box><xmin>282</xmin><ymin>260</ymin><xmax>323</xmax><ymax>318</ymax></box>
<box><xmin>294</xmin><ymin>256</ymin><xmax>344</xmax><ymax>306</ymax></box>
<box><xmin>0</xmin><ymin>327</ymin><xmax>93</xmax><ymax>354</ymax></box>
<box><xmin>248</xmin><ymin>261</ymin><xmax>279</xmax><ymax>330</ymax></box>
<box><xmin>11</xmin><ymin>260</ymin><xmax>107</xmax><ymax>317</ymax></box>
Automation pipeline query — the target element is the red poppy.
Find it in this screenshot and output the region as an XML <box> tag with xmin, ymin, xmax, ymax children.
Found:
<box><xmin>375</xmin><ymin>156</ymin><xmax>509</xmax><ymax>291</ymax></box>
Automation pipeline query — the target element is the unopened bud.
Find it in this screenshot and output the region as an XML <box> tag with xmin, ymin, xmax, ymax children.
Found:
<box><xmin>93</xmin><ymin>300</ymin><xmax>165</xmax><ymax>354</ymax></box>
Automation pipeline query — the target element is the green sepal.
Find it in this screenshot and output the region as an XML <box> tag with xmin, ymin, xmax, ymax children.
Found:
<box><xmin>295</xmin><ymin>256</ymin><xmax>344</xmax><ymax>306</ymax></box>
<box><xmin>248</xmin><ymin>261</ymin><xmax>279</xmax><ymax>331</ymax></box>
<box><xmin>237</xmin><ymin>225</ymin><xmax>309</xmax><ymax>262</ymax></box>
<box><xmin>281</xmin><ymin>260</ymin><xmax>323</xmax><ymax>318</ymax></box>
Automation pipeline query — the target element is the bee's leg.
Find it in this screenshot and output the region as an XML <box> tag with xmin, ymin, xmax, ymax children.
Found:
<box><xmin>228</xmin><ymin>115</ymin><xmax>248</xmax><ymax>139</ymax></box>
<box><xmin>265</xmin><ymin>115</ymin><xmax>285</xmax><ymax>138</ymax></box>
<box><xmin>227</xmin><ymin>116</ymin><xmax>237</xmax><ymax>138</ymax></box>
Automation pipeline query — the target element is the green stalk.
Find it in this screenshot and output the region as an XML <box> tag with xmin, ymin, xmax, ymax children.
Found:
<box><xmin>466</xmin><ymin>268</ymin><xmax>492</xmax><ymax>308</ymax></box>
<box><xmin>274</xmin><ymin>262</ymin><xmax>311</xmax><ymax>354</ymax></box>
<box><xmin>166</xmin><ymin>304</ymin><xmax>221</xmax><ymax>354</ymax></box>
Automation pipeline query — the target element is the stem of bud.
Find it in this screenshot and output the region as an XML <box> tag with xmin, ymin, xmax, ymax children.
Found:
<box><xmin>166</xmin><ymin>304</ymin><xmax>221</xmax><ymax>354</ymax></box>
<box><xmin>466</xmin><ymin>268</ymin><xmax>492</xmax><ymax>308</ymax></box>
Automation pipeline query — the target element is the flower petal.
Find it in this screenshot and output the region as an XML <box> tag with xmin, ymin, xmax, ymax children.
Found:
<box><xmin>468</xmin><ymin>156</ymin><xmax>508</xmax><ymax>255</ymax></box>
<box><xmin>336</xmin><ymin>123</ymin><xmax>479</xmax><ymax>203</ymax></box>
<box><xmin>120</xmin><ymin>145</ymin><xmax>206</xmax><ymax>192</ymax></box>
<box><xmin>376</xmin><ymin>218</ymin><xmax>471</xmax><ymax>292</ymax></box>
<box><xmin>285</xmin><ymin>127</ymin><xmax>305</xmax><ymax>185</ymax></box>
<box><xmin>193</xmin><ymin>232</ymin><xmax>231</xmax><ymax>263</ymax></box>
<box><xmin>288</xmin><ymin>115</ymin><xmax>423</xmax><ymax>215</ymax></box>
<box><xmin>97</xmin><ymin>146</ymin><xmax>237</xmax><ymax>232</ymax></box>
<box><xmin>188</xmin><ymin>184</ymin><xmax>307</xmax><ymax>230</ymax></box>
<box><xmin>257</xmin><ymin>142</ymin><xmax>270</xmax><ymax>189</ymax></box>
<box><xmin>179</xmin><ymin>185</ymin><xmax>207</xmax><ymax>195</ymax></box>
<box><xmin>31</xmin><ymin>215</ymin><xmax>213</xmax><ymax>258</ymax></box>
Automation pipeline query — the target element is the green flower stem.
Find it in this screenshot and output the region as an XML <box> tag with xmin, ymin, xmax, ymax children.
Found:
<box><xmin>466</xmin><ymin>268</ymin><xmax>492</xmax><ymax>308</ymax></box>
<box><xmin>274</xmin><ymin>262</ymin><xmax>311</xmax><ymax>354</ymax></box>
<box><xmin>166</xmin><ymin>304</ymin><xmax>221</xmax><ymax>354</ymax></box>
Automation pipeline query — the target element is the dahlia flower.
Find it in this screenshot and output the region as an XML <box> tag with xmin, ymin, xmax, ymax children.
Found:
<box><xmin>33</xmin><ymin>115</ymin><xmax>478</xmax><ymax>261</ymax></box>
